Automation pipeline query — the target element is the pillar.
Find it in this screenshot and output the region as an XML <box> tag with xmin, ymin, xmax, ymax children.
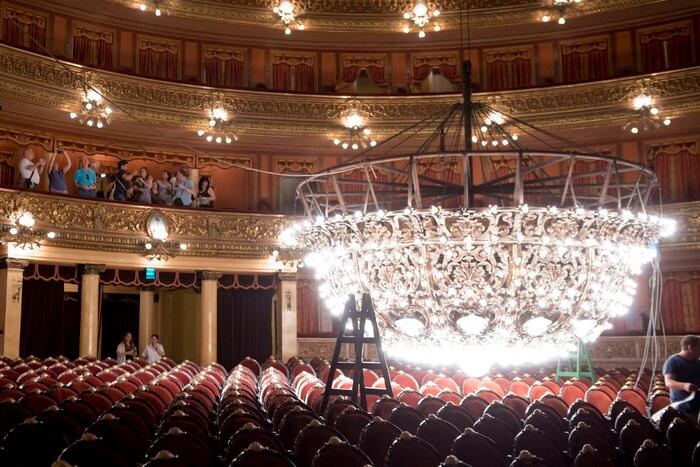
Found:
<box><xmin>139</xmin><ymin>287</ymin><xmax>156</xmax><ymax>349</ymax></box>
<box><xmin>198</xmin><ymin>270</ymin><xmax>221</xmax><ymax>365</ymax></box>
<box><xmin>278</xmin><ymin>273</ymin><xmax>298</xmax><ymax>361</ymax></box>
<box><xmin>80</xmin><ymin>264</ymin><xmax>105</xmax><ymax>357</ymax></box>
<box><xmin>190</xmin><ymin>168</ymin><xmax>200</xmax><ymax>194</ymax></box>
<box><xmin>0</xmin><ymin>258</ymin><xmax>28</xmax><ymax>358</ymax></box>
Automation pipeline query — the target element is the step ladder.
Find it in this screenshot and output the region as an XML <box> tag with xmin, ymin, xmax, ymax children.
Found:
<box><xmin>555</xmin><ymin>339</ymin><xmax>596</xmax><ymax>383</ymax></box>
<box><xmin>320</xmin><ymin>293</ymin><xmax>393</xmax><ymax>412</ymax></box>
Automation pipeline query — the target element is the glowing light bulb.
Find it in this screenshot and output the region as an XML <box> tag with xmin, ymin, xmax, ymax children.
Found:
<box><xmin>145</xmin><ymin>242</ymin><xmax>153</xmax><ymax>250</ymax></box>
<box><xmin>541</xmin><ymin>15</ymin><xmax>550</xmax><ymax>22</ymax></box>
<box><xmin>9</xmin><ymin>227</ymin><xmax>17</xmax><ymax>235</ymax></box>
<box><xmin>139</xmin><ymin>3</ymin><xmax>147</xmax><ymax>11</ymax></box>
<box><xmin>663</xmin><ymin>118</ymin><xmax>671</xmax><ymax>126</ymax></box>
<box><xmin>558</xmin><ymin>17</ymin><xmax>566</xmax><ymax>24</ymax></box>
<box><xmin>630</xmin><ymin>127</ymin><xmax>639</xmax><ymax>134</ymax></box>
<box><xmin>433</xmin><ymin>24</ymin><xmax>441</xmax><ymax>32</ymax></box>
<box><xmin>105</xmin><ymin>107</ymin><xmax>112</xmax><ymax>115</ymax></box>
<box><xmin>47</xmin><ymin>231</ymin><xmax>56</xmax><ymax>239</ymax></box>
<box><xmin>19</xmin><ymin>213</ymin><xmax>37</xmax><ymax>229</ymax></box>
<box><xmin>418</xmin><ymin>30</ymin><xmax>426</xmax><ymax>38</ymax></box>
<box><xmin>351</xmin><ymin>143</ymin><xmax>359</xmax><ymax>150</ymax></box>
<box><xmin>85</xmin><ymin>103</ymin><xmax>93</xmax><ymax>110</ymax></box>
<box><xmin>370</xmin><ymin>140</ymin><xmax>377</xmax><ymax>147</ymax></box>
<box><xmin>633</xmin><ymin>94</ymin><xmax>652</xmax><ymax>110</ymax></box>
<box><xmin>226</xmin><ymin>137</ymin><xmax>233</xmax><ymax>144</ymax></box>
<box><xmin>284</xmin><ymin>27</ymin><xmax>292</xmax><ymax>35</ymax></box>
<box><xmin>86</xmin><ymin>120</ymin><xmax>94</xmax><ymax>127</ymax></box>
<box><xmin>197</xmin><ymin>130</ymin><xmax>205</xmax><ymax>136</ymax></box>
<box><xmin>215</xmin><ymin>136</ymin><xmax>222</xmax><ymax>143</ymax></box>
<box><xmin>155</xmin><ymin>8</ymin><xmax>161</xmax><ymax>16</ymax></box>
<box><xmin>69</xmin><ymin>112</ymin><xmax>77</xmax><ymax>119</ymax></box>
<box><xmin>333</xmin><ymin>138</ymin><xmax>341</xmax><ymax>145</ymax></box>
<box><xmin>341</xmin><ymin>142</ymin><xmax>349</xmax><ymax>149</ymax></box>
<box><xmin>403</xmin><ymin>25</ymin><xmax>410</xmax><ymax>33</ymax></box>
<box><xmin>179</xmin><ymin>243</ymin><xmax>188</xmax><ymax>250</ymax></box>
<box><xmin>96</xmin><ymin>121</ymin><xmax>103</xmax><ymax>128</ymax></box>
<box><xmin>413</xmin><ymin>1</ymin><xmax>428</xmax><ymax>17</ymax></box>
<box><xmin>212</xmin><ymin>107</ymin><xmax>228</xmax><ymax>121</ymax></box>
<box><xmin>650</xmin><ymin>107</ymin><xmax>659</xmax><ymax>115</ymax></box>
<box><xmin>297</xmin><ymin>23</ymin><xmax>305</xmax><ymax>30</ymax></box>
<box><xmin>206</xmin><ymin>135</ymin><xmax>213</xmax><ymax>142</ymax></box>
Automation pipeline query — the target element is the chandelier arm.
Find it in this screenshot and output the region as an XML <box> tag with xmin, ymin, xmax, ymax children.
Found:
<box><xmin>331</xmin><ymin>176</ymin><xmax>347</xmax><ymax>214</ymax></box>
<box><xmin>364</xmin><ymin>167</ymin><xmax>381</xmax><ymax>213</ymax></box>
<box><xmin>598</xmin><ymin>162</ymin><xmax>614</xmax><ymax>206</ymax></box>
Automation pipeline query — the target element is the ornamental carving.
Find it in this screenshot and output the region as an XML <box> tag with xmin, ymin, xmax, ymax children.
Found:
<box><xmin>0</xmin><ymin>45</ymin><xmax>699</xmax><ymax>135</ymax></box>
<box><xmin>560</xmin><ymin>35</ymin><xmax>610</xmax><ymax>55</ymax></box>
<box><xmin>277</xmin><ymin>159</ymin><xmax>316</xmax><ymax>173</ymax></box>
<box><xmin>638</xmin><ymin>20</ymin><xmax>692</xmax><ymax>44</ymax></box>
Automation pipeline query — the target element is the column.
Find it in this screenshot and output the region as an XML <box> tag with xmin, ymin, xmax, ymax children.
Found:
<box><xmin>139</xmin><ymin>287</ymin><xmax>156</xmax><ymax>349</ymax></box>
<box><xmin>190</xmin><ymin>168</ymin><xmax>200</xmax><ymax>195</ymax></box>
<box><xmin>80</xmin><ymin>264</ymin><xmax>105</xmax><ymax>357</ymax></box>
<box><xmin>198</xmin><ymin>270</ymin><xmax>221</xmax><ymax>365</ymax></box>
<box><xmin>0</xmin><ymin>258</ymin><xmax>28</xmax><ymax>358</ymax></box>
<box><xmin>278</xmin><ymin>273</ymin><xmax>298</xmax><ymax>361</ymax></box>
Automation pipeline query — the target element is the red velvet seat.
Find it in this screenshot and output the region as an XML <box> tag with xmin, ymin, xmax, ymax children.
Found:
<box><xmin>436</xmin><ymin>402</ymin><xmax>474</xmax><ymax>431</ymax></box>
<box><xmin>560</xmin><ymin>381</ymin><xmax>585</xmax><ymax>406</ymax></box>
<box><xmin>417</xmin><ymin>395</ymin><xmax>446</xmax><ymax>417</ymax></box>
<box><xmin>371</xmin><ymin>395</ymin><xmax>401</xmax><ymax>419</ymax></box>
<box><xmin>157</xmin><ymin>414</ymin><xmax>210</xmax><ymax>444</ymax></box>
<box><xmin>293</xmin><ymin>419</ymin><xmax>346</xmax><ymax>467</ymax></box>
<box><xmin>513</xmin><ymin>424</ymin><xmax>568</xmax><ymax>466</ymax></box>
<box><xmin>148</xmin><ymin>430</ymin><xmax>218</xmax><ymax>467</ymax></box>
<box><xmin>310</xmin><ymin>436</ymin><xmax>373</xmax><ymax>467</ymax></box>
<box><xmin>451</xmin><ymin>428</ymin><xmax>508</xmax><ymax>467</ymax></box>
<box><xmin>417</xmin><ymin>414</ymin><xmax>461</xmax><ymax>459</ymax></box>
<box><xmin>386</xmin><ymin>431</ymin><xmax>442</xmax><ymax>467</ymax></box>
<box><xmin>509</xmin><ymin>380</ymin><xmax>531</xmax><ymax>399</ymax></box>
<box><xmin>226</xmin><ymin>425</ymin><xmax>286</xmax><ymax>465</ymax></box>
<box><xmin>19</xmin><ymin>392</ymin><xmax>57</xmax><ymax>414</ymax></box>
<box><xmin>88</xmin><ymin>415</ymin><xmax>148</xmax><ymax>464</ymax></box>
<box><xmin>334</xmin><ymin>407</ymin><xmax>373</xmax><ymax>445</ymax></box>
<box><xmin>359</xmin><ymin>417</ymin><xmax>401</xmax><ymax>466</ymax></box>
<box><xmin>230</xmin><ymin>443</ymin><xmax>295</xmax><ymax>467</ymax></box>
<box><xmin>460</xmin><ymin>394</ymin><xmax>489</xmax><ymax>420</ymax></box>
<box><xmin>584</xmin><ymin>388</ymin><xmax>614</xmax><ymax>416</ymax></box>
<box><xmin>0</xmin><ymin>400</ymin><xmax>32</xmax><ymax>439</ymax></box>
<box><xmin>392</xmin><ymin>371</ymin><xmax>419</xmax><ymax>391</ymax></box>
<box><xmin>397</xmin><ymin>389</ymin><xmax>423</xmax><ymax>408</ymax></box>
<box><xmin>279</xmin><ymin>407</ymin><xmax>319</xmax><ymax>450</ymax></box>
<box><xmin>388</xmin><ymin>403</ymin><xmax>424</xmax><ymax>435</ymax></box>
<box><xmin>3</xmin><ymin>420</ymin><xmax>70</xmax><ymax>466</ymax></box>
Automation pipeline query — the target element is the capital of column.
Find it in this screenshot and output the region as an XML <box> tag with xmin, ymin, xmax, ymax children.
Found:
<box><xmin>83</xmin><ymin>264</ymin><xmax>106</xmax><ymax>275</ymax></box>
<box><xmin>278</xmin><ymin>272</ymin><xmax>298</xmax><ymax>282</ymax></box>
<box><xmin>139</xmin><ymin>285</ymin><xmax>157</xmax><ymax>292</ymax></box>
<box><xmin>0</xmin><ymin>258</ymin><xmax>29</xmax><ymax>270</ymax></box>
<box><xmin>198</xmin><ymin>270</ymin><xmax>223</xmax><ymax>281</ymax></box>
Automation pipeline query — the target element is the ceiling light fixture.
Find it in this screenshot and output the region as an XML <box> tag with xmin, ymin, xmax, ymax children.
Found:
<box><xmin>402</xmin><ymin>0</ymin><xmax>440</xmax><ymax>38</ymax></box>
<box><xmin>273</xmin><ymin>0</ymin><xmax>304</xmax><ymax>35</ymax></box>
<box><xmin>623</xmin><ymin>84</ymin><xmax>671</xmax><ymax>134</ymax></box>
<box><xmin>281</xmin><ymin>60</ymin><xmax>674</xmax><ymax>375</ymax></box>
<box><xmin>540</xmin><ymin>0</ymin><xmax>581</xmax><ymax>25</ymax></box>
<box><xmin>332</xmin><ymin>100</ymin><xmax>378</xmax><ymax>151</ymax></box>
<box><xmin>138</xmin><ymin>0</ymin><xmax>163</xmax><ymax>16</ymax></box>
<box><xmin>3</xmin><ymin>211</ymin><xmax>56</xmax><ymax>249</ymax></box>
<box><xmin>197</xmin><ymin>106</ymin><xmax>238</xmax><ymax>144</ymax></box>
<box><xmin>69</xmin><ymin>87</ymin><xmax>113</xmax><ymax>129</ymax></box>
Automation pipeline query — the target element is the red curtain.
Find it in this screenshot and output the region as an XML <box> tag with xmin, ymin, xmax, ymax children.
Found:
<box><xmin>342</xmin><ymin>65</ymin><xmax>360</xmax><ymax>83</ymax></box>
<box><xmin>487</xmin><ymin>57</ymin><xmax>531</xmax><ymax>90</ymax></box>
<box><xmin>0</xmin><ymin>161</ymin><xmax>14</xmax><ymax>187</ymax></box>
<box><xmin>562</xmin><ymin>47</ymin><xmax>609</xmax><ymax>83</ymax></box>
<box><xmin>273</xmin><ymin>62</ymin><xmax>290</xmax><ymax>90</ymax></box>
<box><xmin>652</xmin><ymin>148</ymin><xmax>700</xmax><ymax>203</ymax></box>
<box><xmin>2</xmin><ymin>14</ymin><xmax>46</xmax><ymax>50</ymax></box>
<box><xmin>204</xmin><ymin>57</ymin><xmax>243</xmax><ymax>88</ymax></box>
<box><xmin>439</xmin><ymin>63</ymin><xmax>457</xmax><ymax>80</ymax></box>
<box><xmin>661</xmin><ymin>276</ymin><xmax>700</xmax><ymax>334</ymax></box>
<box><xmin>297</xmin><ymin>280</ymin><xmax>319</xmax><ymax>337</ymax></box>
<box><xmin>295</xmin><ymin>63</ymin><xmax>314</xmax><ymax>92</ymax></box>
<box><xmin>413</xmin><ymin>63</ymin><xmax>432</xmax><ymax>82</ymax></box>
<box><xmin>641</xmin><ymin>33</ymin><xmax>692</xmax><ymax>73</ymax></box>
<box><xmin>73</xmin><ymin>35</ymin><xmax>113</xmax><ymax>69</ymax></box>
<box><xmin>367</xmin><ymin>65</ymin><xmax>385</xmax><ymax>84</ymax></box>
<box><xmin>139</xmin><ymin>47</ymin><xmax>177</xmax><ymax>80</ymax></box>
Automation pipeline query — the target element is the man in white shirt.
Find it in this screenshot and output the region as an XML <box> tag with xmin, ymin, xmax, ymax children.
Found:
<box><xmin>17</xmin><ymin>148</ymin><xmax>44</xmax><ymax>189</ymax></box>
<box><xmin>142</xmin><ymin>334</ymin><xmax>165</xmax><ymax>363</ymax></box>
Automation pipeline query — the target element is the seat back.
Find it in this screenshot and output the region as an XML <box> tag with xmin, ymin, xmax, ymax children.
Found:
<box><xmin>386</xmin><ymin>431</ymin><xmax>442</xmax><ymax>467</ymax></box>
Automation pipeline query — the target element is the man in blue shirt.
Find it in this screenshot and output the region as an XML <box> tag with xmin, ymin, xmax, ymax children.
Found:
<box><xmin>73</xmin><ymin>156</ymin><xmax>97</xmax><ymax>197</ymax></box>
<box><xmin>663</xmin><ymin>335</ymin><xmax>700</xmax><ymax>415</ymax></box>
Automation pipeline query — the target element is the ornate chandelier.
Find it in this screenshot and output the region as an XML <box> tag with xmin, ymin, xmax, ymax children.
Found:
<box><xmin>2</xmin><ymin>211</ymin><xmax>56</xmax><ymax>249</ymax></box>
<box><xmin>624</xmin><ymin>91</ymin><xmax>671</xmax><ymax>134</ymax></box>
<box><xmin>69</xmin><ymin>88</ymin><xmax>113</xmax><ymax>129</ymax></box>
<box><xmin>332</xmin><ymin>103</ymin><xmax>377</xmax><ymax>151</ymax></box>
<box><xmin>272</xmin><ymin>0</ymin><xmax>304</xmax><ymax>35</ymax></box>
<box><xmin>281</xmin><ymin>61</ymin><xmax>674</xmax><ymax>374</ymax></box>
<box><xmin>402</xmin><ymin>0</ymin><xmax>440</xmax><ymax>38</ymax></box>
<box><xmin>197</xmin><ymin>107</ymin><xmax>238</xmax><ymax>144</ymax></box>
<box><xmin>138</xmin><ymin>0</ymin><xmax>163</xmax><ymax>16</ymax></box>
<box><xmin>540</xmin><ymin>0</ymin><xmax>582</xmax><ymax>25</ymax></box>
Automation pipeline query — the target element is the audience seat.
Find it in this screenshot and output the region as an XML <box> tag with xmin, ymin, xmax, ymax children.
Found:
<box><xmin>386</xmin><ymin>431</ymin><xmax>442</xmax><ymax>467</ymax></box>
<box><xmin>451</xmin><ymin>427</ymin><xmax>508</xmax><ymax>467</ymax></box>
<box><xmin>310</xmin><ymin>436</ymin><xmax>373</xmax><ymax>467</ymax></box>
<box><xmin>416</xmin><ymin>414</ymin><xmax>461</xmax><ymax>459</ymax></box>
<box><xmin>358</xmin><ymin>417</ymin><xmax>402</xmax><ymax>467</ymax></box>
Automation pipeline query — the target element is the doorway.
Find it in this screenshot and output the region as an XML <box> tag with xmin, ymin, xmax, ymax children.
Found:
<box><xmin>100</xmin><ymin>292</ymin><xmax>140</xmax><ymax>359</ymax></box>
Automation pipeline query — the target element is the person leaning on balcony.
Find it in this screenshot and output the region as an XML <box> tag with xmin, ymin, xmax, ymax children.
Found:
<box><xmin>17</xmin><ymin>147</ymin><xmax>45</xmax><ymax>189</ymax></box>
<box><xmin>47</xmin><ymin>147</ymin><xmax>72</xmax><ymax>194</ymax></box>
<box><xmin>73</xmin><ymin>156</ymin><xmax>97</xmax><ymax>198</ymax></box>
<box><xmin>173</xmin><ymin>167</ymin><xmax>195</xmax><ymax>207</ymax></box>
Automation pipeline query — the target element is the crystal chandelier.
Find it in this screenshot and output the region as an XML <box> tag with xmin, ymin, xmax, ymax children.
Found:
<box><xmin>68</xmin><ymin>88</ymin><xmax>113</xmax><ymax>129</ymax></box>
<box><xmin>540</xmin><ymin>0</ymin><xmax>581</xmax><ymax>25</ymax></box>
<box><xmin>272</xmin><ymin>0</ymin><xmax>304</xmax><ymax>35</ymax></box>
<box><xmin>280</xmin><ymin>60</ymin><xmax>675</xmax><ymax>375</ymax></box>
<box><xmin>624</xmin><ymin>92</ymin><xmax>671</xmax><ymax>134</ymax></box>
<box><xmin>3</xmin><ymin>211</ymin><xmax>56</xmax><ymax>249</ymax></box>
<box><xmin>138</xmin><ymin>0</ymin><xmax>163</xmax><ymax>16</ymax></box>
<box><xmin>332</xmin><ymin>103</ymin><xmax>377</xmax><ymax>151</ymax></box>
<box><xmin>402</xmin><ymin>0</ymin><xmax>440</xmax><ymax>38</ymax></box>
<box><xmin>197</xmin><ymin>107</ymin><xmax>238</xmax><ymax>144</ymax></box>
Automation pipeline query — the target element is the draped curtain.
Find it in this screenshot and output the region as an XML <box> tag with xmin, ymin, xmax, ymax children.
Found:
<box><xmin>413</xmin><ymin>59</ymin><xmax>458</xmax><ymax>82</ymax></box>
<box><xmin>661</xmin><ymin>276</ymin><xmax>700</xmax><ymax>334</ymax></box>
<box><xmin>413</xmin><ymin>63</ymin><xmax>432</xmax><ymax>82</ymax></box>
<box><xmin>0</xmin><ymin>160</ymin><xmax>14</xmax><ymax>187</ymax></box>
<box><xmin>561</xmin><ymin>40</ymin><xmax>609</xmax><ymax>83</ymax></box>
<box><xmin>273</xmin><ymin>59</ymin><xmax>314</xmax><ymax>92</ymax></box>
<box><xmin>297</xmin><ymin>280</ymin><xmax>320</xmax><ymax>337</ymax></box>
<box><xmin>651</xmin><ymin>146</ymin><xmax>700</xmax><ymax>203</ymax></box>
<box><xmin>486</xmin><ymin>52</ymin><xmax>532</xmax><ymax>90</ymax></box>
<box><xmin>2</xmin><ymin>9</ymin><xmax>46</xmax><ymax>51</ymax></box>
<box><xmin>640</xmin><ymin>27</ymin><xmax>693</xmax><ymax>73</ymax></box>
<box><xmin>341</xmin><ymin>65</ymin><xmax>360</xmax><ymax>83</ymax></box>
<box><xmin>217</xmin><ymin>288</ymin><xmax>274</xmax><ymax>370</ymax></box>
<box><xmin>366</xmin><ymin>65</ymin><xmax>385</xmax><ymax>84</ymax></box>
<box><xmin>139</xmin><ymin>42</ymin><xmax>178</xmax><ymax>80</ymax></box>
<box><xmin>20</xmin><ymin>280</ymin><xmax>80</xmax><ymax>359</ymax></box>
<box><xmin>203</xmin><ymin>52</ymin><xmax>244</xmax><ymax>88</ymax></box>
<box><xmin>73</xmin><ymin>31</ymin><xmax>113</xmax><ymax>69</ymax></box>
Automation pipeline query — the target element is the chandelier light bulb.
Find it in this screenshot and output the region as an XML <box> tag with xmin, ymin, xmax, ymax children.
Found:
<box><xmin>144</xmin><ymin>242</ymin><xmax>153</xmax><ymax>250</ymax></box>
<box><xmin>370</xmin><ymin>140</ymin><xmax>377</xmax><ymax>147</ymax></box>
<box><xmin>284</xmin><ymin>27</ymin><xmax>292</xmax><ymax>35</ymax></box>
<box><xmin>403</xmin><ymin>25</ymin><xmax>410</xmax><ymax>33</ymax></box>
<box><xmin>351</xmin><ymin>143</ymin><xmax>359</xmax><ymax>150</ymax></box>
<box><xmin>333</xmin><ymin>138</ymin><xmax>341</xmax><ymax>145</ymax></box>
<box><xmin>206</xmin><ymin>135</ymin><xmax>213</xmax><ymax>142</ymax></box>
<box><xmin>215</xmin><ymin>136</ymin><xmax>222</xmax><ymax>143</ymax></box>
<box><xmin>69</xmin><ymin>112</ymin><xmax>77</xmax><ymax>119</ymax></box>
<box><xmin>541</xmin><ymin>15</ymin><xmax>551</xmax><ymax>22</ymax></box>
<box><xmin>139</xmin><ymin>3</ymin><xmax>147</xmax><ymax>11</ymax></box>
<box><xmin>418</xmin><ymin>30</ymin><xmax>426</xmax><ymax>38</ymax></box>
<box><xmin>633</xmin><ymin>94</ymin><xmax>652</xmax><ymax>110</ymax></box>
<box><xmin>650</xmin><ymin>107</ymin><xmax>659</xmax><ymax>115</ymax></box>
<box><xmin>47</xmin><ymin>231</ymin><xmax>56</xmax><ymax>239</ymax></box>
<box><xmin>105</xmin><ymin>107</ymin><xmax>112</xmax><ymax>115</ymax></box>
<box><xmin>208</xmin><ymin>119</ymin><xmax>216</xmax><ymax>127</ymax></box>
<box><xmin>433</xmin><ymin>24</ymin><xmax>440</xmax><ymax>32</ymax></box>
<box><xmin>433</xmin><ymin>9</ymin><xmax>440</xmax><ymax>16</ymax></box>
<box><xmin>96</xmin><ymin>121</ymin><xmax>103</xmax><ymax>128</ymax></box>
<box><xmin>403</xmin><ymin>12</ymin><xmax>411</xmax><ymax>19</ymax></box>
<box><xmin>344</xmin><ymin>112</ymin><xmax>364</xmax><ymax>129</ymax></box>
<box><xmin>179</xmin><ymin>243</ymin><xmax>188</xmax><ymax>250</ymax></box>
<box><xmin>18</xmin><ymin>212</ymin><xmax>35</xmax><ymax>227</ymax></box>
<box><xmin>85</xmin><ymin>89</ymin><xmax>101</xmax><ymax>102</ymax></box>
<box><xmin>278</xmin><ymin>0</ymin><xmax>294</xmax><ymax>14</ymax></box>
<box><xmin>341</xmin><ymin>142</ymin><xmax>349</xmax><ymax>149</ymax></box>
<box><xmin>197</xmin><ymin>130</ymin><xmax>205</xmax><ymax>136</ymax></box>
<box><xmin>663</xmin><ymin>118</ymin><xmax>671</xmax><ymax>126</ymax></box>
<box><xmin>155</xmin><ymin>8</ymin><xmax>161</xmax><ymax>16</ymax></box>
<box><xmin>212</xmin><ymin>107</ymin><xmax>228</xmax><ymax>121</ymax></box>
<box><xmin>86</xmin><ymin>119</ymin><xmax>94</xmax><ymax>127</ymax></box>
<box><xmin>226</xmin><ymin>136</ymin><xmax>233</xmax><ymax>144</ymax></box>
<box><xmin>297</xmin><ymin>22</ymin><xmax>305</xmax><ymax>30</ymax></box>
<box><xmin>413</xmin><ymin>1</ymin><xmax>428</xmax><ymax>17</ymax></box>
<box><xmin>85</xmin><ymin>102</ymin><xmax>93</xmax><ymax>110</ymax></box>
<box><xmin>557</xmin><ymin>16</ymin><xmax>566</xmax><ymax>24</ymax></box>
<box><xmin>512</xmin><ymin>134</ymin><xmax>519</xmax><ymax>141</ymax></box>
<box><xmin>9</xmin><ymin>227</ymin><xmax>18</xmax><ymax>235</ymax></box>
<box><xmin>630</xmin><ymin>127</ymin><xmax>639</xmax><ymax>134</ymax></box>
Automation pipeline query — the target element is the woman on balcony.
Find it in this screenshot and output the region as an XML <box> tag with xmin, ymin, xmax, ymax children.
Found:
<box><xmin>48</xmin><ymin>148</ymin><xmax>72</xmax><ymax>194</ymax></box>
<box><xmin>197</xmin><ymin>176</ymin><xmax>216</xmax><ymax>209</ymax></box>
<box><xmin>133</xmin><ymin>167</ymin><xmax>153</xmax><ymax>204</ymax></box>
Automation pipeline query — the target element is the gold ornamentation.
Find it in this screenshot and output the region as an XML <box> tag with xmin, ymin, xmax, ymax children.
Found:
<box><xmin>0</xmin><ymin>258</ymin><xmax>29</xmax><ymax>270</ymax></box>
<box><xmin>83</xmin><ymin>263</ymin><xmax>106</xmax><ymax>275</ymax></box>
<box><xmin>198</xmin><ymin>270</ymin><xmax>223</xmax><ymax>280</ymax></box>
<box><xmin>277</xmin><ymin>159</ymin><xmax>316</xmax><ymax>173</ymax></box>
<box><xmin>560</xmin><ymin>34</ymin><xmax>610</xmax><ymax>55</ymax></box>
